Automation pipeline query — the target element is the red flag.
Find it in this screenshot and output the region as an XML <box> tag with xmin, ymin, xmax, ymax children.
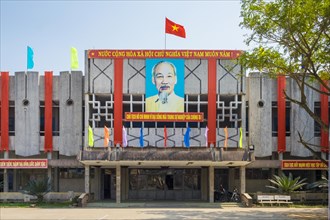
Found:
<box><xmin>164</xmin><ymin>126</ymin><xmax>167</xmax><ymax>147</ymax></box>
<box><xmin>165</xmin><ymin>18</ymin><xmax>186</xmax><ymax>38</ymax></box>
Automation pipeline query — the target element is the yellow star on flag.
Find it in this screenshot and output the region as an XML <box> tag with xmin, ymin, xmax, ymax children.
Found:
<box><xmin>172</xmin><ymin>25</ymin><xmax>179</xmax><ymax>32</ymax></box>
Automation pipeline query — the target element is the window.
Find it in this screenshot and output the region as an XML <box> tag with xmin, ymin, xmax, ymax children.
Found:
<box><xmin>314</xmin><ymin>102</ymin><xmax>330</xmax><ymax>137</ymax></box>
<box><xmin>271</xmin><ymin>101</ymin><xmax>290</xmax><ymax>137</ymax></box>
<box><xmin>245</xmin><ymin>168</ymin><xmax>270</xmax><ymax>179</ymax></box>
<box><xmin>217</xmin><ymin>95</ymin><xmax>242</xmax><ymax>128</ymax></box>
<box><xmin>9</xmin><ymin>101</ymin><xmax>15</xmax><ymax>136</ymax></box>
<box><xmin>39</xmin><ymin>101</ymin><xmax>60</xmax><ymax>136</ymax></box>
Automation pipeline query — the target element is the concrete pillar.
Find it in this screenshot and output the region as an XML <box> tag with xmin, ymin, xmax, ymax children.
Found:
<box><xmin>54</xmin><ymin>168</ymin><xmax>59</xmax><ymax>192</ymax></box>
<box><xmin>3</xmin><ymin>169</ymin><xmax>8</xmax><ymax>192</ymax></box>
<box><xmin>47</xmin><ymin>153</ymin><xmax>52</xmax><ymax>185</ymax></box>
<box><xmin>201</xmin><ymin>167</ymin><xmax>208</xmax><ymax>201</ymax></box>
<box><xmin>3</xmin><ymin>151</ymin><xmax>9</xmax><ymax>192</ymax></box>
<box><xmin>121</xmin><ymin>167</ymin><xmax>129</xmax><ymax>201</ymax></box>
<box><xmin>84</xmin><ymin>165</ymin><xmax>90</xmax><ymax>194</ymax></box>
<box><xmin>13</xmin><ymin>170</ymin><xmax>17</xmax><ymax>191</ymax></box>
<box><xmin>116</xmin><ymin>165</ymin><xmax>121</xmax><ymax>203</ymax></box>
<box><xmin>228</xmin><ymin>168</ymin><xmax>235</xmax><ymax>192</ymax></box>
<box><xmin>94</xmin><ymin>167</ymin><xmax>101</xmax><ymax>200</ymax></box>
<box><xmin>209</xmin><ymin>166</ymin><xmax>214</xmax><ymax>203</ymax></box>
<box><xmin>239</xmin><ymin>166</ymin><xmax>246</xmax><ymax>194</ymax></box>
<box><xmin>278</xmin><ymin>153</ymin><xmax>283</xmax><ymax>160</ymax></box>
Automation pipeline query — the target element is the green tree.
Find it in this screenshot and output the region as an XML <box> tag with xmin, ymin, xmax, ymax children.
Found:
<box><xmin>239</xmin><ymin>0</ymin><xmax>330</xmax><ymax>163</ymax></box>
<box><xmin>267</xmin><ymin>172</ymin><xmax>307</xmax><ymax>194</ymax></box>
<box><xmin>24</xmin><ymin>177</ymin><xmax>52</xmax><ymax>203</ymax></box>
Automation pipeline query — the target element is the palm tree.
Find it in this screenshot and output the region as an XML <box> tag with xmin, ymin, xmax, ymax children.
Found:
<box><xmin>267</xmin><ymin>172</ymin><xmax>307</xmax><ymax>194</ymax></box>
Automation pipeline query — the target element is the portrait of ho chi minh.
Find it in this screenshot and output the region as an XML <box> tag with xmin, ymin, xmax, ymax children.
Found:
<box><xmin>146</xmin><ymin>59</ymin><xmax>184</xmax><ymax>112</ymax></box>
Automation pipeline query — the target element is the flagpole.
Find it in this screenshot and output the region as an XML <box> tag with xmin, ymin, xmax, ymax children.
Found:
<box><xmin>165</xmin><ymin>33</ymin><xmax>167</xmax><ymax>50</ymax></box>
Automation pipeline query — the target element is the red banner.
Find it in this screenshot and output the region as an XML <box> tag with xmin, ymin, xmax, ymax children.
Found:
<box><xmin>320</xmin><ymin>81</ymin><xmax>329</xmax><ymax>152</ymax></box>
<box><xmin>281</xmin><ymin>160</ymin><xmax>328</xmax><ymax>170</ymax></box>
<box><xmin>44</xmin><ymin>71</ymin><xmax>53</xmax><ymax>152</ymax></box>
<box><xmin>277</xmin><ymin>76</ymin><xmax>286</xmax><ymax>153</ymax></box>
<box><xmin>125</xmin><ymin>112</ymin><xmax>204</xmax><ymax>122</ymax></box>
<box><xmin>1</xmin><ymin>72</ymin><xmax>9</xmax><ymax>151</ymax></box>
<box><xmin>0</xmin><ymin>159</ymin><xmax>48</xmax><ymax>169</ymax></box>
<box><xmin>88</xmin><ymin>50</ymin><xmax>242</xmax><ymax>59</ymax></box>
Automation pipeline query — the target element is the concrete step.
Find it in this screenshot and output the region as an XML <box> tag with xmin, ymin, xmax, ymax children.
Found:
<box><xmin>86</xmin><ymin>201</ymin><xmax>241</xmax><ymax>208</ymax></box>
<box><xmin>219</xmin><ymin>202</ymin><xmax>243</xmax><ymax>208</ymax></box>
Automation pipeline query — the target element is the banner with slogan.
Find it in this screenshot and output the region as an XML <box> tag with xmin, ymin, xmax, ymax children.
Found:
<box><xmin>0</xmin><ymin>159</ymin><xmax>48</xmax><ymax>169</ymax></box>
<box><xmin>88</xmin><ymin>49</ymin><xmax>242</xmax><ymax>60</ymax></box>
<box><xmin>125</xmin><ymin>112</ymin><xmax>204</xmax><ymax>122</ymax></box>
<box><xmin>281</xmin><ymin>160</ymin><xmax>328</xmax><ymax>170</ymax></box>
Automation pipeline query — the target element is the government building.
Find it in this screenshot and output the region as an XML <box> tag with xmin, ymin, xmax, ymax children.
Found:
<box><xmin>0</xmin><ymin>49</ymin><xmax>328</xmax><ymax>203</ymax></box>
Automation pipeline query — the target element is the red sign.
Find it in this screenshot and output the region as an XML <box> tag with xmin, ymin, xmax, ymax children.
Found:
<box><xmin>281</xmin><ymin>160</ymin><xmax>328</xmax><ymax>170</ymax></box>
<box><xmin>125</xmin><ymin>112</ymin><xmax>204</xmax><ymax>122</ymax></box>
<box><xmin>88</xmin><ymin>50</ymin><xmax>242</xmax><ymax>59</ymax></box>
<box><xmin>0</xmin><ymin>159</ymin><xmax>48</xmax><ymax>169</ymax></box>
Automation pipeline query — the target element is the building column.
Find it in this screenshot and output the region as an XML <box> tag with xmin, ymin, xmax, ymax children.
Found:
<box><xmin>116</xmin><ymin>165</ymin><xmax>121</xmax><ymax>203</ymax></box>
<box><xmin>209</xmin><ymin>166</ymin><xmax>214</xmax><ymax>203</ymax></box>
<box><xmin>47</xmin><ymin>153</ymin><xmax>52</xmax><ymax>185</ymax></box>
<box><xmin>278</xmin><ymin>153</ymin><xmax>283</xmax><ymax>160</ymax></box>
<box><xmin>54</xmin><ymin>168</ymin><xmax>59</xmax><ymax>192</ymax></box>
<box><xmin>84</xmin><ymin>165</ymin><xmax>90</xmax><ymax>194</ymax></box>
<box><xmin>13</xmin><ymin>170</ymin><xmax>17</xmax><ymax>191</ymax></box>
<box><xmin>239</xmin><ymin>166</ymin><xmax>246</xmax><ymax>194</ymax></box>
<box><xmin>3</xmin><ymin>151</ymin><xmax>9</xmax><ymax>192</ymax></box>
<box><xmin>94</xmin><ymin>167</ymin><xmax>101</xmax><ymax>200</ymax></box>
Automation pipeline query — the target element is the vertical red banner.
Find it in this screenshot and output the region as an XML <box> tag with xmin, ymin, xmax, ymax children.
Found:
<box><xmin>1</xmin><ymin>72</ymin><xmax>9</xmax><ymax>151</ymax></box>
<box><xmin>277</xmin><ymin>76</ymin><xmax>286</xmax><ymax>153</ymax></box>
<box><xmin>44</xmin><ymin>72</ymin><xmax>53</xmax><ymax>152</ymax></box>
<box><xmin>320</xmin><ymin>82</ymin><xmax>329</xmax><ymax>152</ymax></box>
<box><xmin>208</xmin><ymin>59</ymin><xmax>217</xmax><ymax>147</ymax></box>
<box><xmin>114</xmin><ymin>59</ymin><xmax>123</xmax><ymax>146</ymax></box>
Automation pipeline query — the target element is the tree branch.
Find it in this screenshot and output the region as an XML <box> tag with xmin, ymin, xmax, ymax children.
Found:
<box><xmin>297</xmin><ymin>132</ymin><xmax>328</xmax><ymax>165</ymax></box>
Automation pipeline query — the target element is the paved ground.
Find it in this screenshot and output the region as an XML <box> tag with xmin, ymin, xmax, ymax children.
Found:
<box><xmin>0</xmin><ymin>207</ymin><xmax>328</xmax><ymax>220</ymax></box>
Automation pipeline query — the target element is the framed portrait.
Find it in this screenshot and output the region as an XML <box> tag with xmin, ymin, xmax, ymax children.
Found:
<box><xmin>145</xmin><ymin>59</ymin><xmax>184</xmax><ymax>112</ymax></box>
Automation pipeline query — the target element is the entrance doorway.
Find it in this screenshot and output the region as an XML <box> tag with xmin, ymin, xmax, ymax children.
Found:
<box><xmin>101</xmin><ymin>169</ymin><xmax>115</xmax><ymax>200</ymax></box>
<box><xmin>128</xmin><ymin>168</ymin><xmax>201</xmax><ymax>201</ymax></box>
<box><xmin>214</xmin><ymin>168</ymin><xmax>229</xmax><ymax>202</ymax></box>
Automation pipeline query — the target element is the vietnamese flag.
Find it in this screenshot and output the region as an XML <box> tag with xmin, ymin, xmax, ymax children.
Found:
<box><xmin>165</xmin><ymin>18</ymin><xmax>186</xmax><ymax>38</ymax></box>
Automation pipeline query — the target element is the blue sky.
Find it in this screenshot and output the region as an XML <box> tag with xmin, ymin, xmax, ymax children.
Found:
<box><xmin>0</xmin><ymin>0</ymin><xmax>249</xmax><ymax>74</ymax></box>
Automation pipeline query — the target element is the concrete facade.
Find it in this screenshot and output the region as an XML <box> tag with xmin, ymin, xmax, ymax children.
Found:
<box><xmin>0</xmin><ymin>49</ymin><xmax>328</xmax><ymax>203</ymax></box>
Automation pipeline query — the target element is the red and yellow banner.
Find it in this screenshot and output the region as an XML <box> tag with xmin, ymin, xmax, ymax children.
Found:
<box><xmin>0</xmin><ymin>159</ymin><xmax>48</xmax><ymax>169</ymax></box>
<box><xmin>125</xmin><ymin>112</ymin><xmax>204</xmax><ymax>122</ymax></box>
<box><xmin>281</xmin><ymin>160</ymin><xmax>328</xmax><ymax>170</ymax></box>
<box><xmin>88</xmin><ymin>50</ymin><xmax>242</xmax><ymax>59</ymax></box>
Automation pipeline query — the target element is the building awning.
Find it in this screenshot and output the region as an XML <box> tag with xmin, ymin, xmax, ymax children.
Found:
<box><xmin>78</xmin><ymin>147</ymin><xmax>254</xmax><ymax>167</ymax></box>
<box><xmin>48</xmin><ymin>159</ymin><xmax>83</xmax><ymax>168</ymax></box>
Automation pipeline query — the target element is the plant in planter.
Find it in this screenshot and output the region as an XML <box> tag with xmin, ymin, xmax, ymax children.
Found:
<box><xmin>23</xmin><ymin>176</ymin><xmax>52</xmax><ymax>203</ymax></box>
<box><xmin>307</xmin><ymin>175</ymin><xmax>328</xmax><ymax>192</ymax></box>
<box><xmin>267</xmin><ymin>172</ymin><xmax>307</xmax><ymax>194</ymax></box>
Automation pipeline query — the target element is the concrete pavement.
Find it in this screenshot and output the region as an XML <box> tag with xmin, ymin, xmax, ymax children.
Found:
<box><xmin>0</xmin><ymin>207</ymin><xmax>328</xmax><ymax>220</ymax></box>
